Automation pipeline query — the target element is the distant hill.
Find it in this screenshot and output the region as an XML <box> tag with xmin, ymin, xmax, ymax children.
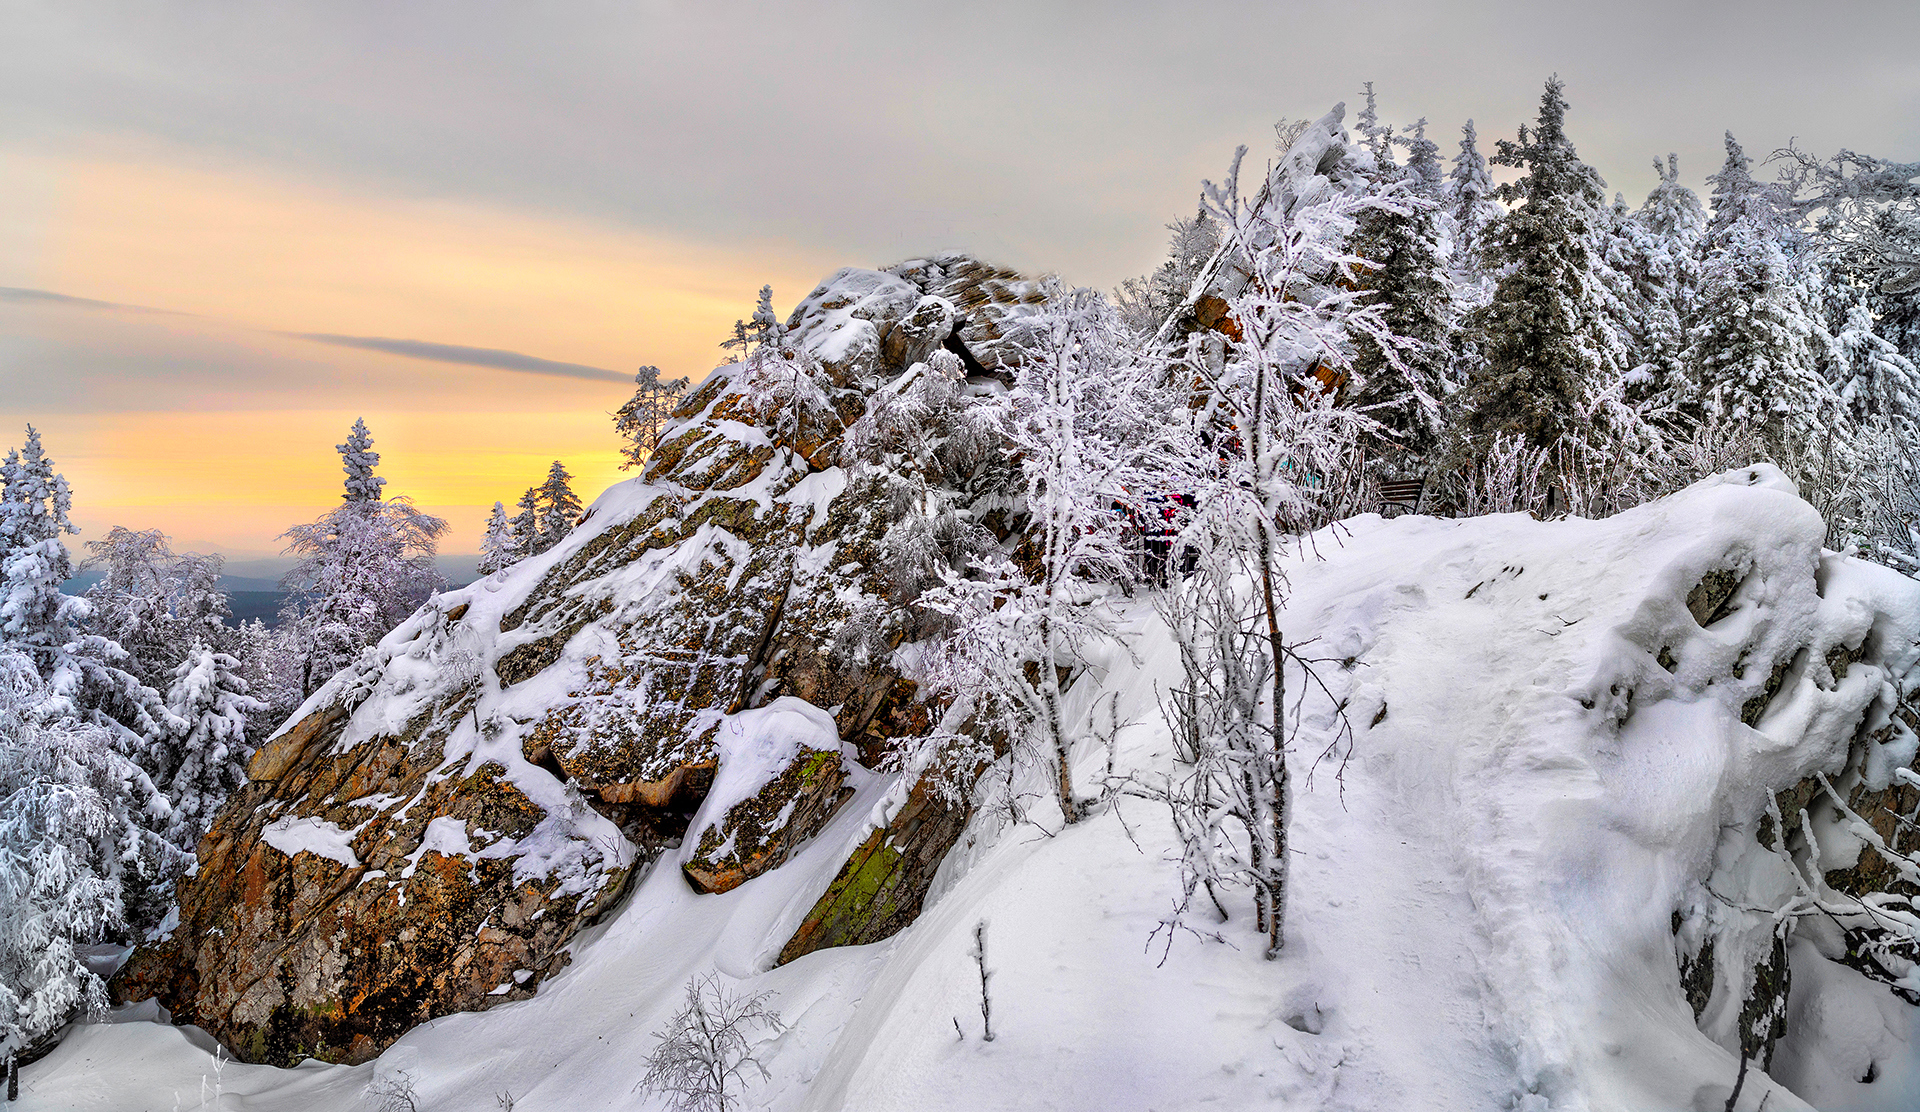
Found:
<box><xmin>61</xmin><ymin>557</ymin><xmax>480</xmax><ymax>629</ymax></box>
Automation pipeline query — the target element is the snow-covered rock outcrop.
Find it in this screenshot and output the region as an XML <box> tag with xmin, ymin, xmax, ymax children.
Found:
<box><xmin>111</xmin><ymin>255</ymin><xmax>1053</xmax><ymax>1066</ymax></box>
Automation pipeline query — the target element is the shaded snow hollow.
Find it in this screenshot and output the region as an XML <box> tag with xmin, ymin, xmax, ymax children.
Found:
<box><xmin>21</xmin><ymin>466</ymin><xmax>1920</xmax><ymax>1111</ymax></box>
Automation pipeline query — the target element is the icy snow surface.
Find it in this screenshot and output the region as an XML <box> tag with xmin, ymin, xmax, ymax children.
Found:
<box><xmin>18</xmin><ymin>467</ymin><xmax>1920</xmax><ymax>1110</ymax></box>
<box><xmin>259</xmin><ymin>815</ymin><xmax>362</xmax><ymax>869</ymax></box>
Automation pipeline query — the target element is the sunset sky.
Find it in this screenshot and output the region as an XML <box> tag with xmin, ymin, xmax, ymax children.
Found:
<box><xmin>3</xmin><ymin>1</ymin><xmax>1915</xmax><ymax>558</ymax></box>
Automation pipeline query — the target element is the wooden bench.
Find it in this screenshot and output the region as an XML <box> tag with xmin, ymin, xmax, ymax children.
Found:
<box><xmin>1379</xmin><ymin>476</ymin><xmax>1426</xmax><ymax>516</ymax></box>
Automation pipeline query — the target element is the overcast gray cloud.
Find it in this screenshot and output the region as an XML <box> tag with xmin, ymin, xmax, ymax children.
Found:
<box><xmin>3</xmin><ymin>1</ymin><xmax>1914</xmax><ymax>289</ymax></box>
<box><xmin>288</xmin><ymin>334</ymin><xmax>630</xmax><ymax>383</ymax></box>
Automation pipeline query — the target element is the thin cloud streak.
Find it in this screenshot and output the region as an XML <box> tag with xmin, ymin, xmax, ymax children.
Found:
<box><xmin>287</xmin><ymin>333</ymin><xmax>632</xmax><ymax>383</ymax></box>
<box><xmin>0</xmin><ymin>286</ymin><xmax>186</xmax><ymax>315</ymax></box>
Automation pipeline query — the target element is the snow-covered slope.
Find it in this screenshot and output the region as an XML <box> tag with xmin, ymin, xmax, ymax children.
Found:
<box><xmin>24</xmin><ymin>466</ymin><xmax>1920</xmax><ymax>1111</ymax></box>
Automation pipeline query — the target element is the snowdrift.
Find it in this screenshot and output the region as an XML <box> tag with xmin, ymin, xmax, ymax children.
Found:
<box><xmin>21</xmin><ymin>464</ymin><xmax>1920</xmax><ymax>1110</ymax></box>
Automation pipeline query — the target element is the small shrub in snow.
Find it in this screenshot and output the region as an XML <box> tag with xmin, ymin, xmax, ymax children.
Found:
<box><xmin>638</xmin><ymin>974</ymin><xmax>784</xmax><ymax>1112</ymax></box>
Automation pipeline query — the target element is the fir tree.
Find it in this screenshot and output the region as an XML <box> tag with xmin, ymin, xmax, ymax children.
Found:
<box><xmin>533</xmin><ymin>461</ymin><xmax>583</xmax><ymax>544</ymax></box>
<box><xmin>0</xmin><ymin>428</ymin><xmax>164</xmax><ymax>751</ymax></box>
<box><xmin>1395</xmin><ymin>118</ymin><xmax>1445</xmax><ymax>197</ymax></box>
<box><xmin>1831</xmin><ymin>300</ymin><xmax>1920</xmax><ymax>436</ymax></box>
<box><xmin>477</xmin><ymin>501</ymin><xmax>521</xmax><ymax>575</ymax></box>
<box><xmin>1443</xmin><ymin>118</ymin><xmax>1500</xmax><ymax>292</ymax></box>
<box><xmin>0</xmin><ymin>649</ymin><xmax>183</xmax><ymax>1057</ymax></box>
<box><xmin>1682</xmin><ymin>133</ymin><xmax>1841</xmax><ymax>462</ymax></box>
<box><xmin>508</xmin><ymin>487</ymin><xmax>542</xmax><ymax>558</ymax></box>
<box><xmin>278</xmin><ymin>421</ymin><xmax>447</xmax><ymax>698</ymax></box>
<box><xmin>1347</xmin><ymin>168</ymin><xmax>1453</xmax><ymax>466</ymax></box>
<box><xmin>1355</xmin><ymin>82</ymin><xmax>1395</xmax><ymax>170</ymax></box>
<box><xmin>159</xmin><ymin>642</ymin><xmax>265</xmax><ymax>847</ymax></box>
<box><xmin>80</xmin><ymin>527</ymin><xmax>231</xmax><ymax>692</ymax></box>
<box><xmin>338</xmin><ymin>418</ymin><xmax>387</xmax><ymax>503</ymax></box>
<box><xmin>1448</xmin><ymin>79</ymin><xmax>1637</xmax><ymax>476</ymax></box>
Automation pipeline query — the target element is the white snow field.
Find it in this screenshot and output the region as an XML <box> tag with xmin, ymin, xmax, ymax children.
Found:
<box><xmin>16</xmin><ymin>465</ymin><xmax>1920</xmax><ymax>1111</ymax></box>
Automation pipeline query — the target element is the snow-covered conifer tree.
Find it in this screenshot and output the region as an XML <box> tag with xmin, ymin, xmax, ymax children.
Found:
<box><xmin>0</xmin><ymin>650</ymin><xmax>183</xmax><ymax>1057</ymax></box>
<box><xmin>1395</xmin><ymin>118</ymin><xmax>1444</xmax><ymax>197</ymax></box>
<box><xmin>1830</xmin><ymin>301</ymin><xmax>1920</xmax><ymax>435</ymax></box>
<box><xmin>508</xmin><ymin>488</ymin><xmax>542</xmax><ymax>558</ymax></box>
<box><xmin>278</xmin><ymin>421</ymin><xmax>447</xmax><ymax>698</ymax></box>
<box><xmin>81</xmin><ymin>527</ymin><xmax>231</xmax><ymax>691</ymax></box>
<box><xmin>727</xmin><ymin>286</ymin><xmax>838</xmax><ymax>453</ymax></box>
<box><xmin>533</xmin><ymin>461</ymin><xmax>583</xmax><ymax>545</ymax></box>
<box><xmin>159</xmin><ymin>641</ymin><xmax>265</xmax><ymax>847</ymax></box>
<box><xmin>1447</xmin><ymin>79</ymin><xmax>1646</xmax><ymax>493</ymax></box>
<box><xmin>1354</xmin><ymin>82</ymin><xmax>1395</xmax><ymax>171</ymax></box>
<box><xmin>1347</xmin><ymin>153</ymin><xmax>1452</xmax><ymax>467</ymax></box>
<box><xmin>338</xmin><ymin>418</ymin><xmax>387</xmax><ymax>503</ymax></box>
<box><xmin>1681</xmin><ymin>134</ymin><xmax>1841</xmax><ymax>464</ymax></box>
<box><xmin>614</xmin><ymin>365</ymin><xmax>692</xmax><ymax>470</ymax></box>
<box><xmin>477</xmin><ymin>501</ymin><xmax>521</xmax><ymax>575</ymax></box>
<box><xmin>0</xmin><ymin>428</ymin><xmax>164</xmax><ymax>750</ymax></box>
<box><xmin>1443</xmin><ymin>119</ymin><xmax>1501</xmax><ymax>298</ymax></box>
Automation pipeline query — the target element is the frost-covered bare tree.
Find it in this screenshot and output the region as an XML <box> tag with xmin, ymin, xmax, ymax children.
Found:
<box><xmin>615</xmin><ymin>364</ymin><xmax>692</xmax><ymax>470</ymax></box>
<box><xmin>638</xmin><ymin>974</ymin><xmax>784</xmax><ymax>1112</ymax></box>
<box><xmin>1147</xmin><ymin>544</ymin><xmax>1280</xmax><ymax>953</ymax></box>
<box><xmin>906</xmin><ymin>288</ymin><xmax>1189</xmax><ymax>825</ymax></box>
<box><xmin>1158</xmin><ymin>122</ymin><xmax>1410</xmax><ymax>952</ymax></box>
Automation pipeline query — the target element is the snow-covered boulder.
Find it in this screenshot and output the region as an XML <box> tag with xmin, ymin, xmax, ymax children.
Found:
<box><xmin>111</xmin><ymin>255</ymin><xmax>1051</xmax><ymax>1066</ymax></box>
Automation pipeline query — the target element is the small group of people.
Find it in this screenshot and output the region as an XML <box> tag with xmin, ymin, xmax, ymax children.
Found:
<box><xmin>1124</xmin><ymin>491</ymin><xmax>1197</xmax><ymax>587</ymax></box>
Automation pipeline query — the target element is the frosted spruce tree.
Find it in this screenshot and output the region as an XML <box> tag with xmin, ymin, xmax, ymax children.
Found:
<box><xmin>158</xmin><ymin>641</ymin><xmax>264</xmax><ymax>847</ymax></box>
<box><xmin>278</xmin><ymin>420</ymin><xmax>447</xmax><ymax>699</ymax></box>
<box><xmin>502</xmin><ymin>463</ymin><xmax>584</xmax><ymax>560</ymax></box>
<box><xmin>0</xmin><ymin>650</ymin><xmax>182</xmax><ymax>1059</ymax></box>
<box><xmin>1681</xmin><ymin>134</ymin><xmax>1841</xmax><ymax>464</ymax></box>
<box><xmin>1346</xmin><ymin>130</ymin><xmax>1453</xmax><ymax>468</ymax></box>
<box><xmin>1442</xmin><ymin>119</ymin><xmax>1501</xmax><ymax>303</ymax></box>
<box><xmin>80</xmin><ymin>526</ymin><xmax>231</xmax><ymax>692</ymax></box>
<box><xmin>0</xmin><ymin>428</ymin><xmax>165</xmax><ymax>751</ymax></box>
<box><xmin>533</xmin><ymin>461</ymin><xmax>583</xmax><ymax>544</ymax></box>
<box><xmin>1447</xmin><ymin>79</ymin><xmax>1646</xmax><ymax>499</ymax></box>
<box><xmin>477</xmin><ymin>501</ymin><xmax>520</xmax><ymax>575</ymax></box>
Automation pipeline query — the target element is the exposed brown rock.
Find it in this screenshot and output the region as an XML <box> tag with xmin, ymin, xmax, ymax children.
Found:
<box><xmin>778</xmin><ymin>774</ymin><xmax>972</xmax><ymax>966</ymax></box>
<box><xmin>683</xmin><ymin>748</ymin><xmax>851</xmax><ymax>894</ymax></box>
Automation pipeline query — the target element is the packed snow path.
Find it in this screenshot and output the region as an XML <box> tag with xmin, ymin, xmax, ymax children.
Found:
<box><xmin>17</xmin><ymin>466</ymin><xmax>1920</xmax><ymax>1110</ymax></box>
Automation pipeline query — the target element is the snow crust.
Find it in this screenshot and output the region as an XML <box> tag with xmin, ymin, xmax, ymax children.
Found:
<box><xmin>18</xmin><ymin>469</ymin><xmax>1920</xmax><ymax>1111</ymax></box>
<box><xmin>694</xmin><ymin>696</ymin><xmax>847</xmax><ymax>846</ymax></box>
<box><xmin>260</xmin><ymin>815</ymin><xmax>361</xmax><ymax>869</ymax></box>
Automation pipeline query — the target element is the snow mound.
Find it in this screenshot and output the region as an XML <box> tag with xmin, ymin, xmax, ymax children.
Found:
<box><xmin>22</xmin><ymin>468</ymin><xmax>1920</xmax><ymax>1111</ymax></box>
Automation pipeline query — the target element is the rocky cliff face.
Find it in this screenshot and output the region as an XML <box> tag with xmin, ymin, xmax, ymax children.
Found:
<box><xmin>114</xmin><ymin>254</ymin><xmax>1052</xmax><ymax>1065</ymax></box>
